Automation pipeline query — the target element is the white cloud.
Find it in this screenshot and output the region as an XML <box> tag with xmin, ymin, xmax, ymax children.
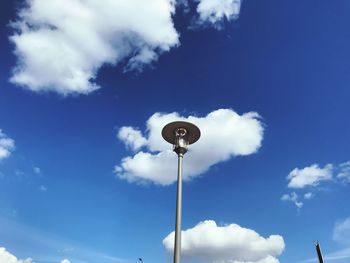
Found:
<box><xmin>117</xmin><ymin>127</ymin><xmax>148</xmax><ymax>151</ymax></box>
<box><xmin>302</xmin><ymin>247</ymin><xmax>350</xmax><ymax>262</ymax></box>
<box><xmin>163</xmin><ymin>220</ymin><xmax>285</xmax><ymax>263</ymax></box>
<box><xmin>0</xmin><ymin>217</ymin><xmax>126</xmax><ymax>263</ymax></box>
<box><xmin>333</xmin><ymin>217</ymin><xmax>350</xmax><ymax>245</ymax></box>
<box><xmin>33</xmin><ymin>167</ymin><xmax>41</xmax><ymax>174</ymax></box>
<box><xmin>39</xmin><ymin>185</ymin><xmax>47</xmax><ymax>192</ymax></box>
<box><xmin>303</xmin><ymin>192</ymin><xmax>313</xmax><ymax>200</ymax></box>
<box><xmin>287</xmin><ymin>164</ymin><xmax>333</xmax><ymax>189</ymax></box>
<box><xmin>0</xmin><ymin>247</ymin><xmax>33</xmax><ymax>263</ymax></box>
<box><xmin>303</xmin><ymin>217</ymin><xmax>350</xmax><ymax>262</ymax></box>
<box><xmin>196</xmin><ymin>0</ymin><xmax>241</xmax><ymax>25</ymax></box>
<box><xmin>282</xmin><ymin>162</ymin><xmax>350</xmax><ymax>209</ymax></box>
<box><xmin>0</xmin><ymin>248</ymin><xmax>71</xmax><ymax>263</ymax></box>
<box><xmin>10</xmin><ymin>0</ymin><xmax>179</xmax><ymax>95</ymax></box>
<box><xmin>281</xmin><ymin>192</ymin><xmax>303</xmax><ymax>209</ymax></box>
<box><xmin>115</xmin><ymin>109</ymin><xmax>264</xmax><ymax>185</ymax></box>
<box><xmin>235</xmin><ymin>256</ymin><xmax>280</xmax><ymax>263</ymax></box>
<box><xmin>324</xmin><ymin>247</ymin><xmax>350</xmax><ymax>261</ymax></box>
<box><xmin>0</xmin><ymin>130</ymin><xmax>15</xmax><ymax>161</ymax></box>
<box><xmin>9</xmin><ymin>0</ymin><xmax>244</xmax><ymax>95</ymax></box>
<box><xmin>337</xmin><ymin>161</ymin><xmax>350</xmax><ymax>183</ymax></box>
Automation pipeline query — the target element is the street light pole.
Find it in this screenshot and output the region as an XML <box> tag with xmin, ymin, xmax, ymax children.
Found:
<box><xmin>174</xmin><ymin>151</ymin><xmax>183</xmax><ymax>263</ymax></box>
<box><xmin>162</xmin><ymin>121</ymin><xmax>201</xmax><ymax>263</ymax></box>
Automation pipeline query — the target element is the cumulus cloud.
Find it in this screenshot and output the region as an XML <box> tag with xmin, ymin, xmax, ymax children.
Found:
<box><xmin>0</xmin><ymin>130</ymin><xmax>15</xmax><ymax>161</ymax></box>
<box><xmin>10</xmin><ymin>0</ymin><xmax>179</xmax><ymax>94</ymax></box>
<box><xmin>281</xmin><ymin>192</ymin><xmax>303</xmax><ymax>209</ymax></box>
<box><xmin>115</xmin><ymin>109</ymin><xmax>264</xmax><ymax>185</ymax></box>
<box><xmin>60</xmin><ymin>259</ymin><xmax>70</xmax><ymax>263</ymax></box>
<box><xmin>196</xmin><ymin>0</ymin><xmax>241</xmax><ymax>25</ymax></box>
<box><xmin>0</xmin><ymin>247</ymin><xmax>33</xmax><ymax>263</ymax></box>
<box><xmin>9</xmin><ymin>0</ymin><xmax>244</xmax><ymax>95</ymax></box>
<box><xmin>333</xmin><ymin>217</ymin><xmax>350</xmax><ymax>245</ymax></box>
<box><xmin>163</xmin><ymin>220</ymin><xmax>285</xmax><ymax>263</ymax></box>
<box><xmin>286</xmin><ymin>161</ymin><xmax>350</xmax><ymax>190</ymax></box>
<box><xmin>286</xmin><ymin>164</ymin><xmax>333</xmax><ymax>189</ymax></box>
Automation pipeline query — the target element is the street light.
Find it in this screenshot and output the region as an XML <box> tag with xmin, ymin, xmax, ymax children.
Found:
<box><xmin>162</xmin><ymin>121</ymin><xmax>201</xmax><ymax>263</ymax></box>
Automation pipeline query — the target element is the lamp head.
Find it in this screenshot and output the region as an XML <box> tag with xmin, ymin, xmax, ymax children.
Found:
<box><xmin>162</xmin><ymin>121</ymin><xmax>201</xmax><ymax>156</ymax></box>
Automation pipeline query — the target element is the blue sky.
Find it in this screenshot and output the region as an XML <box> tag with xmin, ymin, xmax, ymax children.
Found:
<box><xmin>0</xmin><ymin>0</ymin><xmax>350</xmax><ymax>263</ymax></box>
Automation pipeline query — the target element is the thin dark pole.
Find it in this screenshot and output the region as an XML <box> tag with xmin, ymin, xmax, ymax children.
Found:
<box><xmin>315</xmin><ymin>242</ymin><xmax>324</xmax><ymax>263</ymax></box>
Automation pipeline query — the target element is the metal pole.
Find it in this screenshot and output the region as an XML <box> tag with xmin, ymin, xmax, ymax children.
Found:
<box><xmin>315</xmin><ymin>243</ymin><xmax>324</xmax><ymax>263</ymax></box>
<box><xmin>174</xmin><ymin>153</ymin><xmax>183</xmax><ymax>263</ymax></box>
<box><xmin>162</xmin><ymin>121</ymin><xmax>200</xmax><ymax>263</ymax></box>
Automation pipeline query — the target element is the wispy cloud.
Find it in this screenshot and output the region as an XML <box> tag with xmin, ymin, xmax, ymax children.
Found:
<box><xmin>39</xmin><ymin>185</ymin><xmax>47</xmax><ymax>192</ymax></box>
<box><xmin>33</xmin><ymin>167</ymin><xmax>41</xmax><ymax>175</ymax></box>
<box><xmin>0</xmin><ymin>217</ymin><xmax>129</xmax><ymax>263</ymax></box>
<box><xmin>337</xmin><ymin>161</ymin><xmax>350</xmax><ymax>183</ymax></box>
<box><xmin>281</xmin><ymin>161</ymin><xmax>350</xmax><ymax>209</ymax></box>
<box><xmin>115</xmin><ymin>109</ymin><xmax>264</xmax><ymax>185</ymax></box>
<box><xmin>304</xmin><ymin>192</ymin><xmax>314</xmax><ymax>199</ymax></box>
<box><xmin>333</xmin><ymin>217</ymin><xmax>350</xmax><ymax>245</ymax></box>
<box><xmin>301</xmin><ymin>217</ymin><xmax>350</xmax><ymax>263</ymax></box>
<box><xmin>324</xmin><ymin>247</ymin><xmax>350</xmax><ymax>261</ymax></box>
<box><xmin>302</xmin><ymin>247</ymin><xmax>350</xmax><ymax>262</ymax></box>
<box><xmin>0</xmin><ymin>129</ymin><xmax>15</xmax><ymax>161</ymax></box>
<box><xmin>281</xmin><ymin>192</ymin><xmax>303</xmax><ymax>209</ymax></box>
